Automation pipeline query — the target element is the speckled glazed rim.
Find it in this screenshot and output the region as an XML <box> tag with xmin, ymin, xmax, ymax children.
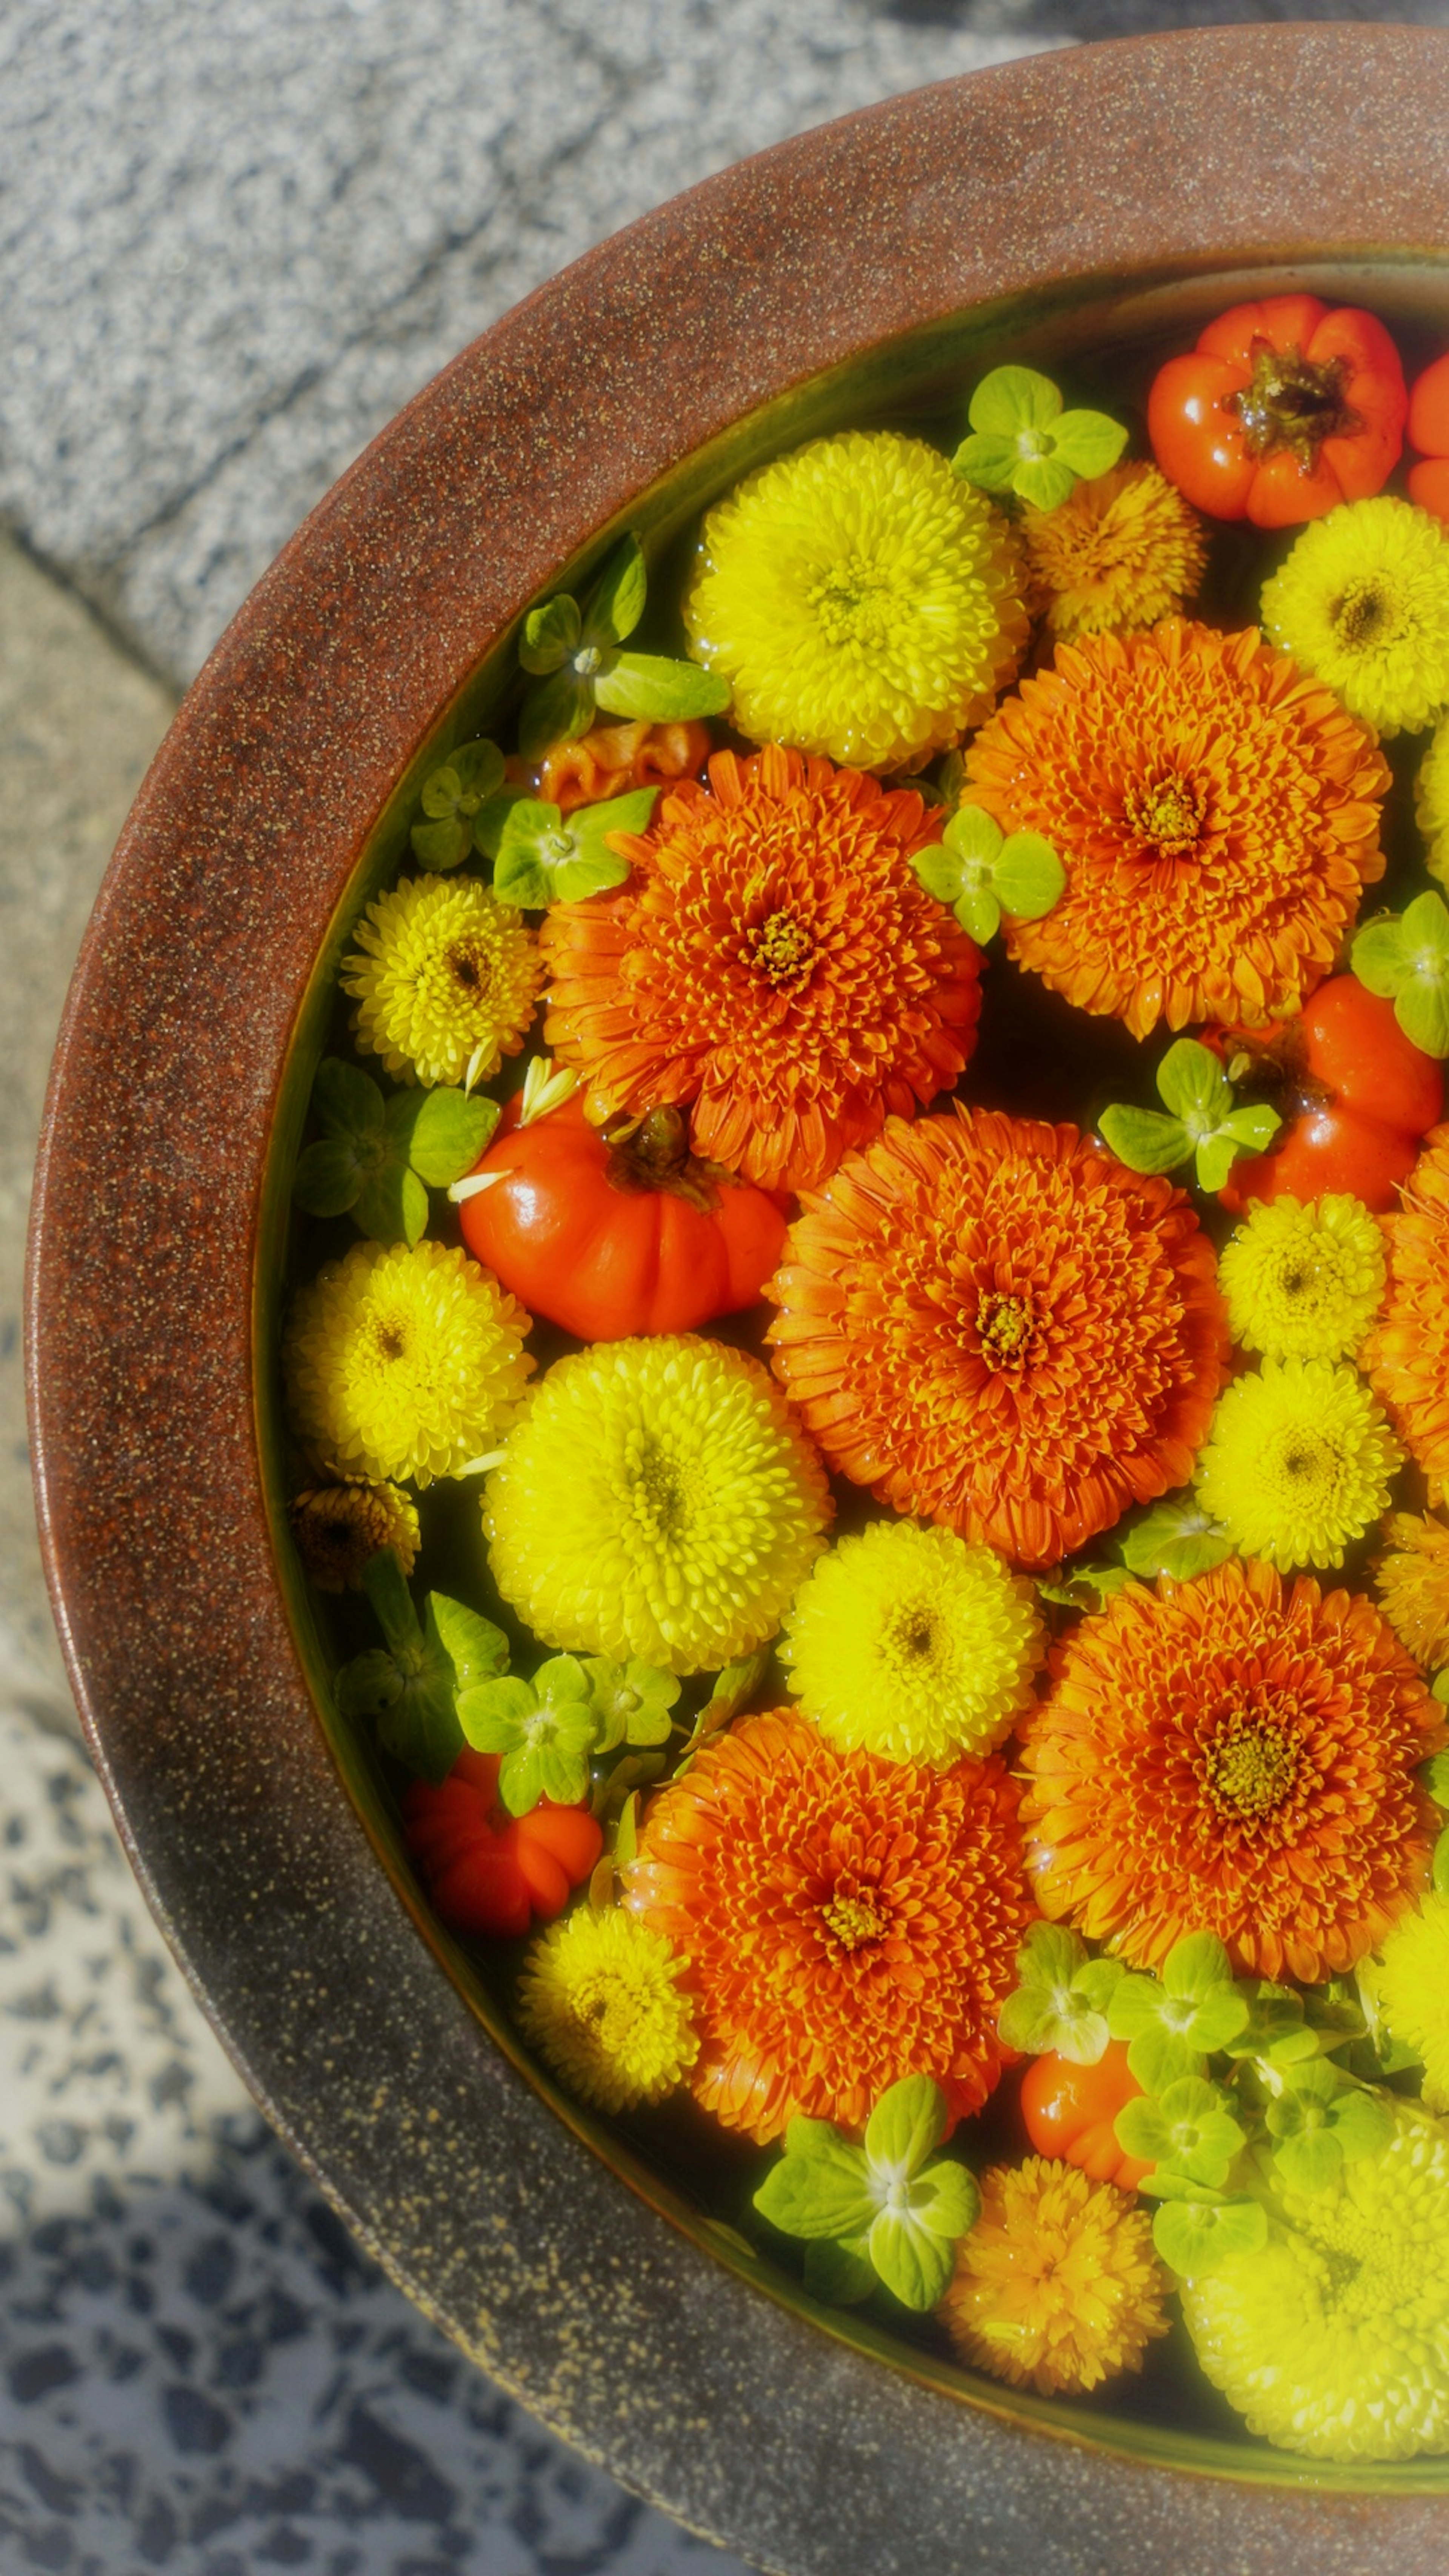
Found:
<box><xmin>29</xmin><ymin>26</ymin><xmax>1449</xmax><ymax>2573</ymax></box>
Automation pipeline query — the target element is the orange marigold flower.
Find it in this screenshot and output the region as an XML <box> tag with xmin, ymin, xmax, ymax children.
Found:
<box><xmin>963</xmin><ymin>619</ymin><xmax>1388</xmax><ymax>1039</ymax></box>
<box><xmin>1018</xmin><ymin>1558</ymin><xmax>1444</xmax><ymax>1982</ymax></box>
<box><xmin>766</xmin><ymin>1105</ymin><xmax>1227</xmax><ymax>1568</ymax></box>
<box><xmin>541</xmin><ymin>743</ymin><xmax>980</xmax><ymax>1194</ymax></box>
<box><xmin>536</xmin><ymin>717</ymin><xmax>712</xmax><ymax>814</ymax></box>
<box><xmin>1363</xmin><ymin>1124</ymin><xmax>1449</xmax><ymax>1492</ymax></box>
<box><xmin>625</xmin><ymin>1710</ymin><xmax>1034</xmax><ymax>2144</ymax></box>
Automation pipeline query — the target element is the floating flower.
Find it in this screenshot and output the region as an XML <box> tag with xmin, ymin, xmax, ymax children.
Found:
<box><xmin>1192</xmin><ymin>1358</ymin><xmax>1403</xmax><ymax>1571</ymax></box>
<box><xmin>1182</xmin><ymin>2113</ymin><xmax>1449</xmax><ymax>2459</ymax></box>
<box><xmin>341</xmin><ymin>873</ymin><xmax>545</xmax><ymax>1087</ymax></box>
<box><xmin>626</xmin><ymin>1711</ymin><xmax>1034</xmax><ymax>2142</ymax></box>
<box><xmin>285</xmin><ymin>1239</ymin><xmax>533</xmax><ymax>1488</ymax></box>
<box><xmin>542</xmin><ymin>743</ymin><xmax>981</xmax><ymax>1193</ymax></box>
<box><xmin>1376</xmin><ymin>1510</ymin><xmax>1449</xmax><ymax>1670</ymax></box>
<box><xmin>288</xmin><ymin>1478</ymin><xmax>420</xmax><ymax>1591</ymax></box>
<box><xmin>483</xmin><ymin>1336</ymin><xmax>831</xmax><ymax>1675</ymax></box>
<box><xmin>1415</xmin><ymin>714</ymin><xmax>1449</xmax><ymax>888</ymax></box>
<box><xmin>1218</xmin><ymin>1192</ymin><xmax>1386</xmax><ymax>1360</ymax></box>
<box><xmin>780</xmin><ymin>1520</ymin><xmax>1044</xmax><ymax>1767</ymax></box>
<box><xmin>1260</xmin><ymin>495</ymin><xmax>1449</xmax><ymax>738</ymax></box>
<box><xmin>963</xmin><ymin>620</ymin><xmax>1388</xmax><ymax>1039</ymax></box>
<box><xmin>537</xmin><ymin>717</ymin><xmax>712</xmax><ymax>814</ymax></box>
<box><xmin>766</xmin><ymin>1106</ymin><xmax>1226</xmax><ymax>1569</ymax></box>
<box><xmin>517</xmin><ymin>1904</ymin><xmax>699</xmax><ymax>2115</ymax></box>
<box><xmin>1375</xmin><ymin>1897</ymin><xmax>1449</xmax><ymax>2110</ymax></box>
<box><xmin>1018</xmin><ymin>1558</ymin><xmax>1444</xmax><ymax>1981</ymax></box>
<box><xmin>1363</xmin><ymin>1126</ymin><xmax>1449</xmax><ymax>1490</ymax></box>
<box><xmin>1021</xmin><ymin>461</ymin><xmax>1208</xmax><ymax>640</ymax></box>
<box><xmin>940</xmin><ymin>2157</ymin><xmax>1171</xmax><ymax>2396</ymax></box>
<box><xmin>681</xmin><ymin>430</ymin><xmax>1026</xmax><ymax>772</ymax></box>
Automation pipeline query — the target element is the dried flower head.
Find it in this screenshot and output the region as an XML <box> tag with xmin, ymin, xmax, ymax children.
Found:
<box><xmin>285</xmin><ymin>1239</ymin><xmax>533</xmax><ymax>1488</ymax></box>
<box><xmin>1363</xmin><ymin>1126</ymin><xmax>1449</xmax><ymax>1491</ymax></box>
<box><xmin>1192</xmin><ymin>1357</ymin><xmax>1403</xmax><ymax>1572</ymax></box>
<box><xmin>288</xmin><ymin>1479</ymin><xmax>420</xmax><ymax>1591</ymax></box>
<box><xmin>1376</xmin><ymin>1510</ymin><xmax>1449</xmax><ymax>1670</ymax></box>
<box><xmin>683</xmin><ymin>429</ymin><xmax>1027</xmax><ymax>770</ymax></box>
<box><xmin>542</xmin><ymin>743</ymin><xmax>981</xmax><ymax>1194</ymax></box>
<box><xmin>342</xmin><ymin>873</ymin><xmax>544</xmax><ymax>1087</ymax></box>
<box><xmin>1019</xmin><ymin>1558</ymin><xmax>1444</xmax><ymax>1981</ymax></box>
<box><xmin>963</xmin><ymin>620</ymin><xmax>1388</xmax><ymax>1038</ymax></box>
<box><xmin>941</xmin><ymin>2157</ymin><xmax>1171</xmax><ymax>2396</ymax></box>
<box><xmin>1261</xmin><ymin>496</ymin><xmax>1449</xmax><ymax>738</ymax></box>
<box><xmin>516</xmin><ymin>1904</ymin><xmax>698</xmax><ymax>2115</ymax></box>
<box><xmin>626</xmin><ymin>1711</ymin><xmax>1034</xmax><ymax>2142</ymax></box>
<box><xmin>1021</xmin><ymin>461</ymin><xmax>1208</xmax><ymax>641</ymax></box>
<box><xmin>484</xmin><ymin>1335</ymin><xmax>831</xmax><ymax>1675</ymax></box>
<box><xmin>1217</xmin><ymin>1192</ymin><xmax>1386</xmax><ymax>1361</ymax></box>
<box><xmin>766</xmin><ymin>1106</ymin><xmax>1226</xmax><ymax>1569</ymax></box>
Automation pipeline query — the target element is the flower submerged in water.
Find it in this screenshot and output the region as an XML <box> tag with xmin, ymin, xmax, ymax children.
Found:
<box><xmin>1363</xmin><ymin>1128</ymin><xmax>1449</xmax><ymax>1492</ymax></box>
<box><xmin>543</xmin><ymin>743</ymin><xmax>981</xmax><ymax>1193</ymax></box>
<box><xmin>1375</xmin><ymin>1897</ymin><xmax>1449</xmax><ymax>2111</ymax></box>
<box><xmin>1376</xmin><ymin>1510</ymin><xmax>1449</xmax><ymax>1670</ymax></box>
<box><xmin>1217</xmin><ymin>1192</ymin><xmax>1386</xmax><ymax>1361</ymax></box>
<box><xmin>1182</xmin><ymin>2113</ymin><xmax>1449</xmax><ymax>2460</ymax></box>
<box><xmin>288</xmin><ymin>1478</ymin><xmax>420</xmax><ymax>1590</ymax></box>
<box><xmin>941</xmin><ymin>2157</ymin><xmax>1171</xmax><ymax>2396</ymax></box>
<box><xmin>1021</xmin><ymin>461</ymin><xmax>1208</xmax><ymax>641</ymax></box>
<box><xmin>285</xmin><ymin>1239</ymin><xmax>533</xmax><ymax>1487</ymax></box>
<box><xmin>682</xmin><ymin>429</ymin><xmax>1026</xmax><ymax>771</ymax></box>
<box><xmin>483</xmin><ymin>1335</ymin><xmax>831</xmax><ymax>1675</ymax></box>
<box><xmin>342</xmin><ymin>873</ymin><xmax>545</xmax><ymax>1086</ymax></box>
<box><xmin>626</xmin><ymin>1711</ymin><xmax>1034</xmax><ymax>2142</ymax></box>
<box><xmin>781</xmin><ymin>1520</ymin><xmax>1044</xmax><ymax>1767</ymax></box>
<box><xmin>1192</xmin><ymin>1358</ymin><xmax>1403</xmax><ymax>1571</ymax></box>
<box><xmin>1019</xmin><ymin>1557</ymin><xmax>1443</xmax><ymax>1981</ymax></box>
<box><xmin>1261</xmin><ymin>496</ymin><xmax>1449</xmax><ymax>738</ymax></box>
<box><xmin>516</xmin><ymin>1904</ymin><xmax>699</xmax><ymax>2115</ymax></box>
<box><xmin>963</xmin><ymin>620</ymin><xmax>1388</xmax><ymax>1038</ymax></box>
<box><xmin>766</xmin><ymin>1106</ymin><xmax>1226</xmax><ymax>1569</ymax></box>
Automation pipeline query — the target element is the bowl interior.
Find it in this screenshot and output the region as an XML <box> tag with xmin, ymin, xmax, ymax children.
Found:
<box><xmin>259</xmin><ymin>250</ymin><xmax>1449</xmax><ymax>2494</ymax></box>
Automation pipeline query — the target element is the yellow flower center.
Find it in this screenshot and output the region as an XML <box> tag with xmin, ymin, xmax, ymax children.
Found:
<box><xmin>820</xmin><ymin>1890</ymin><xmax>888</xmax><ymax>1953</ymax></box>
<box><xmin>1331</xmin><ymin>577</ymin><xmax>1400</xmax><ymax>652</ymax></box>
<box><xmin>371</xmin><ymin>1315</ymin><xmax>409</xmax><ymax>1364</ymax></box>
<box><xmin>1206</xmin><ymin>1714</ymin><xmax>1300</xmax><ymax>1819</ymax></box>
<box><xmin>977</xmin><ymin>1290</ymin><xmax>1040</xmax><ymax>1371</ymax></box>
<box><xmin>808</xmin><ymin>560</ymin><xmax>903</xmax><ymax>652</ymax></box>
<box><xmin>1126</xmin><ymin>769</ymin><xmax>1207</xmax><ymax>855</ymax></box>
<box><xmin>626</xmin><ymin>1437</ymin><xmax>704</xmax><ymax>1545</ymax></box>
<box><xmin>571</xmin><ymin>1973</ymin><xmax>638</xmax><ymax>2054</ymax></box>
<box><xmin>445</xmin><ymin>936</ymin><xmax>495</xmax><ymax>997</ymax></box>
<box><xmin>747</xmin><ymin>909</ymin><xmax>816</xmax><ymax>990</ymax></box>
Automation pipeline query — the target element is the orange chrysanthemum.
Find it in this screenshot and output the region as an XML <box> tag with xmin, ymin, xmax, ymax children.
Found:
<box><xmin>625</xmin><ymin>1711</ymin><xmax>1034</xmax><ymax>2143</ymax></box>
<box><xmin>541</xmin><ymin>743</ymin><xmax>980</xmax><ymax>1194</ymax></box>
<box><xmin>963</xmin><ymin>619</ymin><xmax>1388</xmax><ymax>1038</ymax></box>
<box><xmin>1018</xmin><ymin>1558</ymin><xmax>1444</xmax><ymax>1982</ymax></box>
<box><xmin>766</xmin><ymin>1106</ymin><xmax>1227</xmax><ymax>1567</ymax></box>
<box><xmin>1363</xmin><ymin>1125</ymin><xmax>1449</xmax><ymax>1492</ymax></box>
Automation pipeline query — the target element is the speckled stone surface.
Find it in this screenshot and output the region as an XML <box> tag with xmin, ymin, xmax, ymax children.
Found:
<box><xmin>28</xmin><ymin>30</ymin><xmax>1449</xmax><ymax>2576</ymax></box>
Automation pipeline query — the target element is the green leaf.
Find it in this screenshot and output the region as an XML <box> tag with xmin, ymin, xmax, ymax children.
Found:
<box><xmin>519</xmin><ymin>669</ymin><xmax>595</xmax><ymax>763</ymax></box>
<box><xmin>913</xmin><ymin>2159</ymin><xmax>981</xmax><ymax>2240</ymax></box>
<box><xmin>1395</xmin><ymin>977</ymin><xmax>1449</xmax><ymax>1058</ymax></box>
<box><xmin>1221</xmin><ymin>1982</ymin><xmax>1308</xmax><ymax>2061</ymax></box>
<box><xmin>411</xmin><ymin>740</ymin><xmax>506</xmax><ymax>867</ymax></box>
<box><xmin>334</xmin><ymin>1648</ymin><xmax>402</xmax><ymax>1722</ymax></box>
<box><xmin>993</xmin><ymin>833</ymin><xmax>1065</xmax><ymax>921</ymax></box>
<box><xmin>754</xmin><ymin>2142</ymin><xmax>875</xmax><ymax>2241</ymax></box>
<box><xmin>1014</xmin><ymin>455</ymin><xmax>1077</xmax><ymax>513</ymax></box>
<box><xmin>592</xmin><ymin>652</ymin><xmax>731</xmax><ymax>723</ymax></box>
<box><xmin>1435</xmin><ymin>1670</ymin><xmax>1449</xmax><ymax>1706</ymax></box>
<box><xmin>803</xmin><ymin>2236</ymin><xmax>876</xmax><ymax>2305</ymax></box>
<box><xmin>1048</xmin><ymin>409</ymin><xmax>1129</xmax><ymax>478</ymax></box>
<box><xmin>1155</xmin><ymin>1037</ymin><xmax>1231</xmax><ymax>1124</ymax></box>
<box><xmin>583</xmin><ymin>535</ymin><xmax>648</xmax><ymax>646</ymax></box>
<box><xmin>314</xmin><ymin>1057</ymin><xmax>386</xmax><ymax>1139</ymax></box>
<box><xmin>406</xmin><ymin>1089</ymin><xmax>499</xmax><ymax>1188</ymax></box>
<box><xmin>1098</xmin><ymin>1105</ymin><xmax>1191</xmax><ymax>1176</ymax></box>
<box><xmin>1403</xmin><ymin>886</ymin><xmax>1449</xmax><ymax>961</ymax></box>
<box><xmin>497</xmin><ymin>1743</ymin><xmax>548</xmax><ymax>1816</ymax></box>
<box><xmin>1164</xmin><ymin>1933</ymin><xmax>1236</xmax><ymax>2001</ymax></box>
<box><xmin>1017</xmin><ymin>1922</ymin><xmax>1089</xmax><ymax>1986</ymax></box>
<box><xmin>1193</xmin><ymin>1131</ymin><xmax>1241</xmax><ymax>1195</ymax></box>
<box><xmin>427</xmin><ymin>1594</ymin><xmax>508</xmax><ymax>1691</ymax></box>
<box><xmin>1152</xmin><ymin>2196</ymin><xmax>1268</xmax><ymax>2277</ymax></box>
<box><xmin>493</xmin><ymin>795</ymin><xmax>641</xmax><ymax>911</ymax></box>
<box><xmin>1434</xmin><ymin>1826</ymin><xmax>1449</xmax><ymax>1894</ymax></box>
<box><xmin>866</xmin><ymin>2207</ymin><xmax>957</xmax><ymax>2313</ymax></box>
<box><xmin>864</xmin><ymin>2075</ymin><xmax>947</xmax><ymax>2182</ymax></box>
<box><xmin>1353</xmin><ymin>893</ymin><xmax>1449</xmax><ymax>1053</ymax></box>
<box><xmin>361</xmin><ymin>1547</ymin><xmax>421</xmax><ymax>1659</ymax></box>
<box><xmin>475</xmin><ymin>786</ymin><xmax>530</xmax><ymax>861</ymax></box>
<box><xmin>354</xmin><ymin>1158</ymin><xmax>429</xmax><ymax>1248</ymax></box>
<box><xmin>519</xmin><ymin>593</ymin><xmax>581</xmax><ymax>675</ymax></box>
<box><xmin>378</xmin><ymin>1667</ymin><xmax>463</xmax><ymax>1783</ymax></box>
<box><xmin>1116</xmin><ymin>2076</ymin><xmax>1245</xmax><ymax>2188</ymax></box>
<box><xmin>957</xmin><ymin>887</ymin><xmax>1002</xmax><ymax>945</ymax></box>
<box><xmin>1270</xmin><ymin>2128</ymin><xmax>1344</xmax><ymax>2194</ymax></box>
<box><xmin>455</xmin><ymin>1674</ymin><xmax>535</xmax><ymax>1750</ymax></box>
<box><xmin>1423</xmin><ymin>1752</ymin><xmax>1449</xmax><ymax>1806</ymax></box>
<box><xmin>968</xmin><ymin>365</ymin><xmax>1063</xmax><ymax>436</ymax></box>
<box><xmin>409</xmin><ymin>815</ymin><xmax>472</xmax><ymax>869</ymax></box>
<box><xmin>1352</xmin><ymin>914</ymin><xmax>1411</xmax><ymax>998</ymax></box>
<box><xmin>1223</xmin><ymin>1103</ymin><xmax>1283</xmax><ymax>1155</ymax></box>
<box><xmin>1120</xmin><ymin>1495</ymin><xmax>1234</xmax><ymax>1583</ymax></box>
<box><xmin>292</xmin><ymin>1137</ymin><xmax>368</xmax><ymax>1218</ymax></box>
<box><xmin>949</xmin><ymin>431</ymin><xmax>1019</xmax><ymax>493</ymax></box>
<box><xmin>1330</xmin><ymin>2087</ymin><xmax>1395</xmax><ymax>2163</ymax></box>
<box><xmin>583</xmin><ymin>1657</ymin><xmax>681</xmax><ymax>1753</ymax></box>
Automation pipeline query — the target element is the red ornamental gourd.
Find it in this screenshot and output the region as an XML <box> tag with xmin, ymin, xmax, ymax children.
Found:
<box><xmin>458</xmin><ymin>1090</ymin><xmax>788</xmax><ymax>1341</ymax></box>
<box><xmin>1407</xmin><ymin>351</ymin><xmax>1449</xmax><ymax>521</ymax></box>
<box><xmin>403</xmin><ymin>1750</ymin><xmax>602</xmax><ymax>1939</ymax></box>
<box><xmin>1147</xmin><ymin>294</ymin><xmax>1406</xmax><ymax>528</ymax></box>
<box><xmin>1019</xmin><ymin>2042</ymin><xmax>1153</xmax><ymax>2192</ymax></box>
<box><xmin>1215</xmin><ymin>976</ymin><xmax>1443</xmax><ymax>1215</ymax></box>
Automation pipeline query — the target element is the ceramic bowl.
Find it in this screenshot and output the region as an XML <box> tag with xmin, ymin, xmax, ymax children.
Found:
<box><xmin>29</xmin><ymin>26</ymin><xmax>1449</xmax><ymax>2574</ymax></box>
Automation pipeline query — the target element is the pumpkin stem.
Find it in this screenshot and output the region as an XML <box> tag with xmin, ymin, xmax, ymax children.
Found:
<box><xmin>1226</xmin><ymin>336</ymin><xmax>1363</xmax><ymax>477</ymax></box>
<box><xmin>601</xmin><ymin>1105</ymin><xmax>732</xmax><ymax>1210</ymax></box>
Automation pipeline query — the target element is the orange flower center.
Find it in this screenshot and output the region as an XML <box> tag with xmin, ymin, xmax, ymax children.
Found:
<box><xmin>819</xmin><ymin>1889</ymin><xmax>889</xmax><ymax>1953</ymax></box>
<box><xmin>1205</xmin><ymin>1711</ymin><xmax>1301</xmax><ymax>1821</ymax></box>
<box><xmin>1124</xmin><ymin>769</ymin><xmax>1207</xmax><ymax>857</ymax></box>
<box><xmin>976</xmin><ymin>1290</ymin><xmax>1043</xmax><ymax>1372</ymax></box>
<box><xmin>746</xmin><ymin>908</ymin><xmax>817</xmax><ymax>991</ymax></box>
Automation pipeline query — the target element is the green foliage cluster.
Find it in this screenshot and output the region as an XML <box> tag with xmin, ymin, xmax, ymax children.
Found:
<box><xmin>754</xmin><ymin>2075</ymin><xmax>980</xmax><ymax>2312</ymax></box>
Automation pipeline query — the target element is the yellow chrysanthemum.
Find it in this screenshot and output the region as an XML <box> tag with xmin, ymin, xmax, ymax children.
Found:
<box><xmin>1182</xmin><ymin>2113</ymin><xmax>1449</xmax><ymax>2459</ymax></box>
<box><xmin>285</xmin><ymin>1239</ymin><xmax>533</xmax><ymax>1488</ymax></box>
<box><xmin>941</xmin><ymin>2157</ymin><xmax>1171</xmax><ymax>2397</ymax></box>
<box><xmin>1021</xmin><ymin>461</ymin><xmax>1208</xmax><ymax>641</ymax></box>
<box><xmin>1416</xmin><ymin>713</ymin><xmax>1449</xmax><ymax>889</ymax></box>
<box><xmin>1217</xmin><ymin>1193</ymin><xmax>1386</xmax><ymax>1361</ymax></box>
<box><xmin>483</xmin><ymin>1336</ymin><xmax>831</xmax><ymax>1674</ymax></box>
<box><xmin>683</xmin><ymin>430</ymin><xmax>1027</xmax><ymax>771</ymax></box>
<box><xmin>1377</xmin><ymin>1510</ymin><xmax>1449</xmax><ymax>1670</ymax></box>
<box><xmin>1193</xmin><ymin>1358</ymin><xmax>1403</xmax><ymax>1570</ymax></box>
<box><xmin>780</xmin><ymin>1520</ymin><xmax>1044</xmax><ymax>1767</ymax></box>
<box><xmin>288</xmin><ymin>1479</ymin><xmax>421</xmax><ymax>1591</ymax></box>
<box><xmin>1260</xmin><ymin>497</ymin><xmax>1449</xmax><ymax>738</ymax></box>
<box><xmin>516</xmin><ymin>1905</ymin><xmax>698</xmax><ymax>2115</ymax></box>
<box><xmin>341</xmin><ymin>872</ymin><xmax>545</xmax><ymax>1086</ymax></box>
<box><xmin>1375</xmin><ymin>1897</ymin><xmax>1449</xmax><ymax>2112</ymax></box>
